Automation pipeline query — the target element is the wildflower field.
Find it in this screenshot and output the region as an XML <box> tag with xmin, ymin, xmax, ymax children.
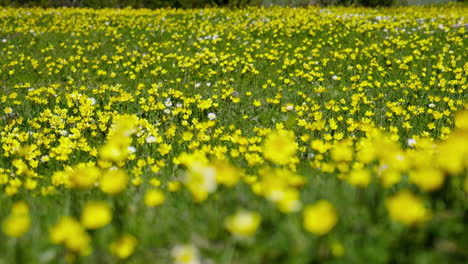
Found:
<box><xmin>1</xmin><ymin>4</ymin><xmax>467</xmax><ymax>264</ymax></box>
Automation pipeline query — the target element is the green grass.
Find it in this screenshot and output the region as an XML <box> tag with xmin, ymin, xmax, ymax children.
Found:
<box><xmin>0</xmin><ymin>4</ymin><xmax>467</xmax><ymax>264</ymax></box>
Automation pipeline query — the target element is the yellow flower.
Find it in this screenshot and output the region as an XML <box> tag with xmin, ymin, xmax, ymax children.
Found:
<box><xmin>331</xmin><ymin>141</ymin><xmax>353</xmax><ymax>162</ymax></box>
<box><xmin>225</xmin><ymin>209</ymin><xmax>261</xmax><ymax>238</ymax></box>
<box><xmin>385</xmin><ymin>190</ymin><xmax>430</xmax><ymax>225</ymax></box>
<box><xmin>184</xmin><ymin>160</ymin><xmax>217</xmax><ymax>202</ymax></box>
<box><xmin>172</xmin><ymin>244</ymin><xmax>200</xmax><ymax>264</ymax></box>
<box><xmin>168</xmin><ymin>181</ymin><xmax>181</xmax><ymax>192</ymax></box>
<box><xmin>464</xmin><ymin>176</ymin><xmax>468</xmax><ymax>193</ymax></box>
<box><xmin>379</xmin><ymin>169</ymin><xmax>401</xmax><ymax>188</ymax></box>
<box><xmin>4</xmin><ymin>107</ymin><xmax>13</xmax><ymax>114</ymax></box>
<box><xmin>347</xmin><ymin>168</ymin><xmax>371</xmax><ymax>187</ymax></box>
<box><xmin>99</xmin><ymin>142</ymin><xmax>129</xmax><ymax>163</ymax></box>
<box><xmin>110</xmin><ymin>233</ymin><xmax>137</xmax><ymax>259</ymax></box>
<box><xmin>409</xmin><ymin>169</ymin><xmax>444</xmax><ymax>191</ymax></box>
<box><xmin>81</xmin><ymin>201</ymin><xmax>112</xmax><ymax>229</ymax></box>
<box><xmin>158</xmin><ymin>143</ymin><xmax>172</xmax><ymax>155</ymax></box>
<box><xmin>50</xmin><ymin>216</ymin><xmax>91</xmax><ymax>255</ymax></box>
<box><xmin>303</xmin><ymin>200</ymin><xmax>338</xmax><ymax>235</ymax></box>
<box><xmin>263</xmin><ymin>131</ymin><xmax>297</xmax><ymax>165</ymax></box>
<box><xmin>276</xmin><ymin>188</ymin><xmax>302</xmax><ymax>213</ymax></box>
<box><xmin>70</xmin><ymin>165</ymin><xmax>100</xmax><ymax>189</ymax></box>
<box><xmin>2</xmin><ymin>201</ymin><xmax>30</xmax><ymax>238</ymax></box>
<box><xmin>144</xmin><ymin>189</ymin><xmax>165</xmax><ymax>207</ymax></box>
<box><xmin>331</xmin><ymin>241</ymin><xmax>345</xmax><ymax>257</ymax></box>
<box><xmin>213</xmin><ymin>159</ymin><xmax>241</xmax><ymax>187</ymax></box>
<box><xmin>100</xmin><ymin>169</ymin><xmax>128</xmax><ymax>195</ymax></box>
<box><xmin>455</xmin><ymin>109</ymin><xmax>468</xmax><ymax>130</ymax></box>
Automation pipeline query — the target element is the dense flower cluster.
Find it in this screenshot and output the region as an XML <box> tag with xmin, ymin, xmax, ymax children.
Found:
<box><xmin>0</xmin><ymin>4</ymin><xmax>467</xmax><ymax>263</ymax></box>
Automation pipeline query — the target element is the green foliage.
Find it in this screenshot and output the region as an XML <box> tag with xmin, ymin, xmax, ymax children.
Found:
<box><xmin>0</xmin><ymin>0</ymin><xmax>397</xmax><ymax>7</ymax></box>
<box><xmin>0</xmin><ymin>4</ymin><xmax>467</xmax><ymax>264</ymax></box>
<box><xmin>0</xmin><ymin>0</ymin><xmax>262</xmax><ymax>8</ymax></box>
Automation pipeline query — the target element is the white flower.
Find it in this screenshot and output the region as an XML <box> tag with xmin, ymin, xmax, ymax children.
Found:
<box><xmin>59</xmin><ymin>130</ymin><xmax>68</xmax><ymax>136</ymax></box>
<box><xmin>428</xmin><ymin>103</ymin><xmax>435</xmax><ymax>108</ymax></box>
<box><xmin>207</xmin><ymin>113</ymin><xmax>216</xmax><ymax>120</ymax></box>
<box><xmin>146</xmin><ymin>136</ymin><xmax>157</xmax><ymax>143</ymax></box>
<box><xmin>332</xmin><ymin>75</ymin><xmax>338</xmax><ymax>80</ymax></box>
<box><xmin>176</xmin><ymin>103</ymin><xmax>183</xmax><ymax>108</ymax></box>
<box><xmin>40</xmin><ymin>155</ymin><xmax>49</xmax><ymax>163</ymax></box>
<box><xmin>286</xmin><ymin>105</ymin><xmax>294</xmax><ymax>111</ymax></box>
<box><xmin>88</xmin><ymin>97</ymin><xmax>96</xmax><ymax>105</ymax></box>
<box><xmin>127</xmin><ymin>146</ymin><xmax>136</xmax><ymax>153</ymax></box>
<box><xmin>407</xmin><ymin>138</ymin><xmax>417</xmax><ymax>148</ymax></box>
<box><xmin>164</xmin><ymin>99</ymin><xmax>172</xmax><ymax>107</ymax></box>
<box><xmin>1</xmin><ymin>39</ymin><xmax>6</xmax><ymax>43</ymax></box>
<box><xmin>164</xmin><ymin>109</ymin><xmax>171</xmax><ymax>114</ymax></box>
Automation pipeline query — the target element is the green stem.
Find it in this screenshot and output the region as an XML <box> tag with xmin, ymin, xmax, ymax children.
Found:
<box><xmin>14</xmin><ymin>238</ymin><xmax>23</xmax><ymax>264</ymax></box>
<box><xmin>221</xmin><ymin>239</ymin><xmax>235</xmax><ymax>264</ymax></box>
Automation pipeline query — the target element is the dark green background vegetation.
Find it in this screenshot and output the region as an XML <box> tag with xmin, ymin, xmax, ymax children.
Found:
<box><xmin>0</xmin><ymin>0</ymin><xmax>463</xmax><ymax>8</ymax></box>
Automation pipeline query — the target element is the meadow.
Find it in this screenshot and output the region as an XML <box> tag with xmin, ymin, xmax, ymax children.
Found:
<box><xmin>0</xmin><ymin>4</ymin><xmax>467</xmax><ymax>263</ymax></box>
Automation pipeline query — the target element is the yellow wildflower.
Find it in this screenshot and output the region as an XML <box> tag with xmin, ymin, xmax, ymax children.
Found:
<box><xmin>100</xmin><ymin>169</ymin><xmax>128</xmax><ymax>195</ymax></box>
<box><xmin>331</xmin><ymin>241</ymin><xmax>345</xmax><ymax>257</ymax></box>
<box><xmin>70</xmin><ymin>165</ymin><xmax>100</xmax><ymax>189</ymax></box>
<box><xmin>303</xmin><ymin>200</ymin><xmax>338</xmax><ymax>235</ymax></box>
<box><xmin>2</xmin><ymin>201</ymin><xmax>30</xmax><ymax>238</ymax></box>
<box><xmin>263</xmin><ymin>131</ymin><xmax>297</xmax><ymax>165</ymax></box>
<box><xmin>385</xmin><ymin>190</ymin><xmax>430</xmax><ymax>225</ymax></box>
<box><xmin>144</xmin><ymin>189</ymin><xmax>166</xmax><ymax>207</ymax></box>
<box><xmin>213</xmin><ymin>159</ymin><xmax>241</xmax><ymax>187</ymax></box>
<box><xmin>225</xmin><ymin>209</ymin><xmax>261</xmax><ymax>238</ymax></box>
<box><xmin>347</xmin><ymin>167</ymin><xmax>371</xmax><ymax>187</ymax></box>
<box><xmin>409</xmin><ymin>169</ymin><xmax>444</xmax><ymax>191</ymax></box>
<box><xmin>81</xmin><ymin>201</ymin><xmax>112</xmax><ymax>229</ymax></box>
<box><xmin>172</xmin><ymin>244</ymin><xmax>200</xmax><ymax>264</ymax></box>
<box><xmin>110</xmin><ymin>233</ymin><xmax>137</xmax><ymax>259</ymax></box>
<box><xmin>50</xmin><ymin>216</ymin><xmax>91</xmax><ymax>255</ymax></box>
<box><xmin>455</xmin><ymin>109</ymin><xmax>468</xmax><ymax>130</ymax></box>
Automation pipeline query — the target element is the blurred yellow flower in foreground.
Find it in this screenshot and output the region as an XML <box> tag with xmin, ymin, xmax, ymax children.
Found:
<box><xmin>100</xmin><ymin>169</ymin><xmax>129</xmax><ymax>194</ymax></box>
<box><xmin>263</xmin><ymin>131</ymin><xmax>297</xmax><ymax>165</ymax></box>
<box><xmin>144</xmin><ymin>189</ymin><xmax>166</xmax><ymax>207</ymax></box>
<box><xmin>81</xmin><ymin>201</ymin><xmax>112</xmax><ymax>229</ymax></box>
<box><xmin>464</xmin><ymin>176</ymin><xmax>468</xmax><ymax>193</ymax></box>
<box><xmin>70</xmin><ymin>165</ymin><xmax>100</xmax><ymax>189</ymax></box>
<box><xmin>172</xmin><ymin>243</ymin><xmax>200</xmax><ymax>264</ymax></box>
<box><xmin>110</xmin><ymin>233</ymin><xmax>137</xmax><ymax>259</ymax></box>
<box><xmin>213</xmin><ymin>159</ymin><xmax>241</xmax><ymax>187</ymax></box>
<box><xmin>225</xmin><ymin>209</ymin><xmax>261</xmax><ymax>238</ymax></box>
<box><xmin>2</xmin><ymin>201</ymin><xmax>30</xmax><ymax>238</ymax></box>
<box><xmin>183</xmin><ymin>160</ymin><xmax>217</xmax><ymax>202</ymax></box>
<box><xmin>385</xmin><ymin>190</ymin><xmax>431</xmax><ymax>225</ymax></box>
<box><xmin>455</xmin><ymin>109</ymin><xmax>468</xmax><ymax>130</ymax></box>
<box><xmin>303</xmin><ymin>200</ymin><xmax>338</xmax><ymax>235</ymax></box>
<box><xmin>409</xmin><ymin>169</ymin><xmax>444</xmax><ymax>192</ymax></box>
<box><xmin>50</xmin><ymin>216</ymin><xmax>91</xmax><ymax>255</ymax></box>
<box><xmin>331</xmin><ymin>241</ymin><xmax>345</xmax><ymax>257</ymax></box>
